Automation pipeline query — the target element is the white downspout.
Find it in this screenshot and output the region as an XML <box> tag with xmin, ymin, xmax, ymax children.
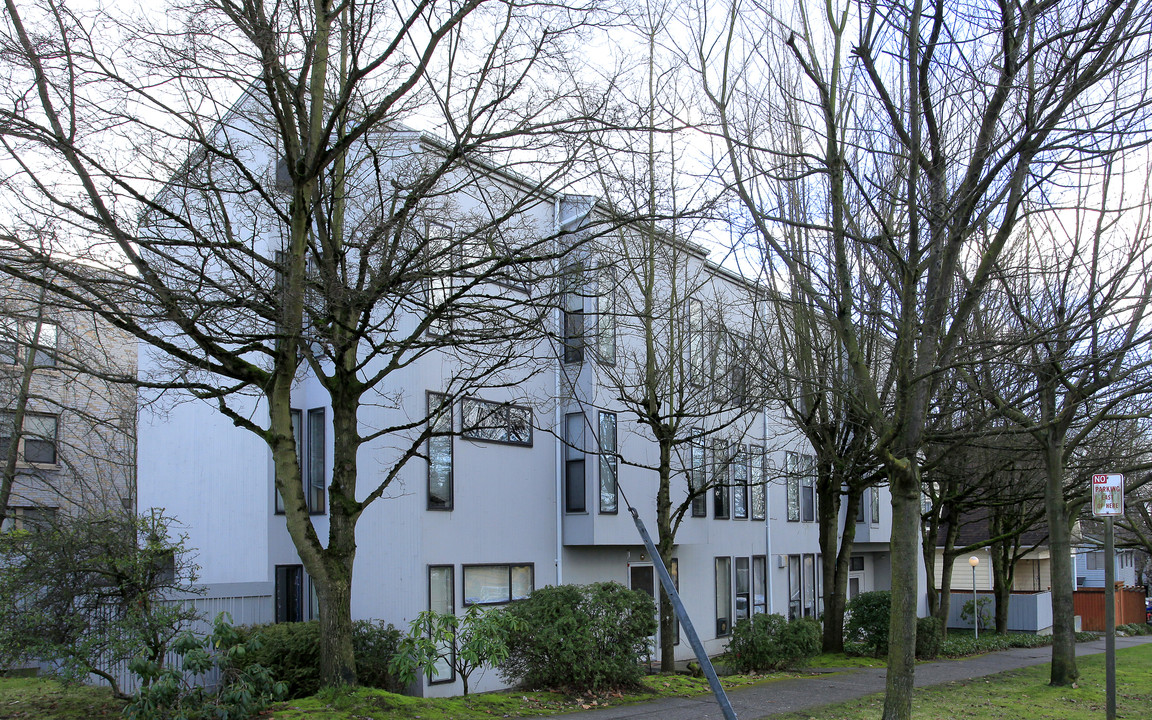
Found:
<box><xmin>554</xmin><ymin>196</ymin><xmax>564</xmax><ymax>586</ymax></box>
<box><xmin>764</xmin><ymin>407</ymin><xmax>774</xmax><ymax>614</ymax></box>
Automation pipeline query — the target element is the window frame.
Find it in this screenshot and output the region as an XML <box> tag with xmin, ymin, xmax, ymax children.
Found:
<box><xmin>0</xmin><ymin>317</ymin><xmax>58</xmax><ymax>368</ymax></box>
<box><xmin>427</xmin><ymin>392</ymin><xmax>453</xmax><ymax>511</ymax></box>
<box><xmin>712</xmin><ymin>439</ymin><xmax>730</xmax><ymax>519</ymax></box>
<box><xmin>715</xmin><ymin>556</ymin><xmax>732</xmax><ymax>637</ymax></box>
<box><xmin>428</xmin><ymin>565</ymin><xmax>456</xmax><ymax>683</ymax></box>
<box><xmin>275</xmin><ymin>407</ymin><xmax>326</xmax><ymax>515</ymax></box>
<box><xmin>275</xmin><ymin>564</ymin><xmax>304</xmax><ymax>623</ymax></box>
<box><xmin>750</xmin><ymin>446</ymin><xmax>766</xmax><ymax>520</ymax></box>
<box><xmin>598</xmin><ymin>411</ymin><xmax>618</xmax><ymax>514</ymax></box>
<box><xmin>732</xmin><ymin>444</ymin><xmax>748</xmax><ymax>519</ymax></box>
<box><xmin>462</xmin><ymin>563</ymin><xmax>534</xmax><ymax>606</ymax></box>
<box><xmin>564</xmin><ymin>413</ymin><xmax>586</xmax><ymax>513</ymax></box>
<box><xmin>0</xmin><ymin>411</ymin><xmax>59</xmax><ymax>466</ymax></box>
<box><xmin>460</xmin><ymin>397</ymin><xmax>533</xmax><ymax>447</ymax></box>
<box><xmin>689</xmin><ymin>429</ymin><xmax>707</xmax><ymax>517</ymax></box>
<box><xmin>786</xmin><ymin>451</ymin><xmax>800</xmax><ymax>522</ymax></box>
<box><xmin>735</xmin><ymin>556</ymin><xmax>750</xmax><ymax>623</ymax></box>
<box><xmin>562</xmin><ymin>262</ymin><xmax>585</xmax><ymax>364</ymax></box>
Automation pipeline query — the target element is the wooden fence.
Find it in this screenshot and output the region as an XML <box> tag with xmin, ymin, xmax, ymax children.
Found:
<box><xmin>1072</xmin><ymin>586</ymin><xmax>1147</xmax><ymax>631</ymax></box>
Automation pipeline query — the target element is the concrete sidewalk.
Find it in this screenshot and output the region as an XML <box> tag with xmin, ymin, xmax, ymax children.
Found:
<box><xmin>548</xmin><ymin>635</ymin><xmax>1152</xmax><ymax>720</ymax></box>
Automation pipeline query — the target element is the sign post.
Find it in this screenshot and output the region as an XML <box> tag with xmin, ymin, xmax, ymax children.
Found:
<box><xmin>1092</xmin><ymin>473</ymin><xmax>1124</xmax><ymax>720</ymax></box>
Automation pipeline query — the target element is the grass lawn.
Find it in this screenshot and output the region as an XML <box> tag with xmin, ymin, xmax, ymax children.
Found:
<box><xmin>768</xmin><ymin>643</ymin><xmax>1152</xmax><ymax>720</ymax></box>
<box><xmin>3</xmin><ymin>643</ymin><xmax>1147</xmax><ymax>720</ymax></box>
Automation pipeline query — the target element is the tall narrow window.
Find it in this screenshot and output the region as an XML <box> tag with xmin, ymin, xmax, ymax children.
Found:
<box><xmin>750</xmin><ymin>446</ymin><xmax>766</xmax><ymax>520</ymax></box>
<box><xmin>307</xmin><ymin>408</ymin><xmax>325</xmax><ymax>513</ymax></box>
<box><xmin>802</xmin><ymin>554</ymin><xmax>816</xmax><ymax>617</ymax></box>
<box><xmin>597</xmin><ymin>267</ymin><xmax>616</xmax><ymax>364</ymax></box>
<box><xmin>689</xmin><ymin>298</ymin><xmax>704</xmax><ymax>385</ymax></box>
<box><xmin>598</xmin><ymin>411</ymin><xmax>617</xmax><ymax>513</ymax></box>
<box><xmin>712</xmin><ymin>439</ymin><xmax>729</xmax><ymax>519</ymax></box>
<box><xmin>275</xmin><ymin>564</ymin><xmax>304</xmax><ymax>623</ymax></box>
<box><xmin>787</xmin><ymin>555</ymin><xmax>801</xmax><ymax>620</ymax></box>
<box><xmin>800</xmin><ymin>456</ymin><xmax>816</xmax><ymax>522</ymax></box>
<box><xmin>732</xmin><ymin>445</ymin><xmax>748</xmax><ymax>519</ymax></box>
<box><xmin>427</xmin><ymin>393</ymin><xmax>453</xmax><ymax>510</ymax></box>
<box><xmin>871</xmin><ymin>484</ymin><xmax>880</xmax><ymax>525</ymax></box>
<box><xmin>690</xmin><ymin>429</ymin><xmax>706</xmax><ymax>517</ymax></box>
<box><xmin>428</xmin><ymin>565</ymin><xmax>455</xmax><ymax>682</ymax></box>
<box><xmin>565</xmin><ymin>413</ymin><xmax>585</xmax><ymax>512</ymax></box>
<box><xmin>715</xmin><ymin>557</ymin><xmax>732</xmax><ymax>637</ymax></box>
<box><xmin>752</xmin><ymin>555</ymin><xmax>767</xmax><ymax>615</ymax></box>
<box><xmin>735</xmin><ymin>557</ymin><xmax>750</xmax><ymax>622</ymax></box>
<box><xmin>786</xmin><ymin>451</ymin><xmax>800</xmax><ymax>522</ymax></box>
<box><xmin>426</xmin><ymin>221</ymin><xmax>456</xmax><ymax>335</ymax></box>
<box><xmin>562</xmin><ymin>263</ymin><xmax>585</xmax><ymax>363</ymax></box>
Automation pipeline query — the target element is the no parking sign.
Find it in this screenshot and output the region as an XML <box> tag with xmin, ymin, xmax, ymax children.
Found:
<box><xmin>1091</xmin><ymin>473</ymin><xmax>1124</xmax><ymax>516</ymax></box>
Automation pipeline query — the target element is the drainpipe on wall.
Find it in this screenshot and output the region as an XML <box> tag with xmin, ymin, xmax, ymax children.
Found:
<box><xmin>764</xmin><ymin>407</ymin><xmax>774</xmax><ymax>614</ymax></box>
<box><xmin>554</xmin><ymin>196</ymin><xmax>564</xmax><ymax>587</ymax></box>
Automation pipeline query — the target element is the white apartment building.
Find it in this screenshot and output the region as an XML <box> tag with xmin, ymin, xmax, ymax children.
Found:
<box><xmin>136</xmin><ymin>115</ymin><xmax>899</xmax><ymax>697</ymax></box>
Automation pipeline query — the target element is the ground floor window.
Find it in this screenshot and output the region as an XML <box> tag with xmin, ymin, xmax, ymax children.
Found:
<box><xmin>715</xmin><ymin>556</ymin><xmax>732</xmax><ymax>637</ymax></box>
<box><xmin>428</xmin><ymin>565</ymin><xmax>455</xmax><ymax>683</ymax></box>
<box><xmin>787</xmin><ymin>553</ymin><xmax>822</xmax><ymax>620</ymax></box>
<box><xmin>753</xmin><ymin>555</ymin><xmax>767</xmax><ymax>615</ymax></box>
<box><xmin>462</xmin><ymin>563</ymin><xmax>533</xmax><ymax>605</ymax></box>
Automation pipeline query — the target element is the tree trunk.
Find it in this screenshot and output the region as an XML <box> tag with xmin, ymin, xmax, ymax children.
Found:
<box><xmin>821</xmin><ymin>483</ymin><xmax>859</xmax><ymax>653</ymax></box>
<box><xmin>656</xmin><ymin>436</ymin><xmax>676</xmax><ymax>670</ymax></box>
<box><xmin>318</xmin><ymin>575</ymin><xmax>357</xmax><ymax>686</ymax></box>
<box><xmin>882</xmin><ymin>464</ymin><xmax>920</xmax><ymax>720</ymax></box>
<box><xmin>1044</xmin><ymin>439</ymin><xmax>1078</xmax><ymax>685</ymax></box>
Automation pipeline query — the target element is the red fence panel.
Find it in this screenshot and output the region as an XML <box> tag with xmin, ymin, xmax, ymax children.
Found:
<box><xmin>1073</xmin><ymin>586</ymin><xmax>1147</xmax><ymax>631</ymax></box>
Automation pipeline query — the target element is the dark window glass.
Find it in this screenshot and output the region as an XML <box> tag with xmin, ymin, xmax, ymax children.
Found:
<box><xmin>715</xmin><ymin>557</ymin><xmax>732</xmax><ymax>637</ymax></box>
<box><xmin>713</xmin><ymin>440</ymin><xmax>729</xmax><ymax>519</ymax></box>
<box><xmin>461</xmin><ymin>397</ymin><xmax>532</xmax><ymax>446</ymax></box>
<box><xmin>308</xmin><ymin>408</ymin><xmax>325</xmax><ymax>513</ymax></box>
<box><xmin>275</xmin><ymin>564</ymin><xmax>304</xmax><ymax>623</ymax></box>
<box><xmin>427</xmin><ymin>393</ymin><xmax>452</xmax><ymax>510</ymax></box>
<box><xmin>598</xmin><ymin>412</ymin><xmax>617</xmax><ymax>513</ymax></box>
<box><xmin>563</xmin><ymin>263</ymin><xmax>585</xmax><ymax>363</ymax></box>
<box><xmin>690</xmin><ymin>430</ymin><xmax>706</xmax><ymax>517</ymax></box>
<box><xmin>565</xmin><ymin>413</ymin><xmax>585</xmax><ymax>512</ymax></box>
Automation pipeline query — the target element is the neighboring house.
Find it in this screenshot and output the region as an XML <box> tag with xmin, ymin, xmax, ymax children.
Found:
<box><xmin>135</xmin><ymin>119</ymin><xmax>896</xmax><ymax>697</ymax></box>
<box><xmin>0</xmin><ymin>268</ymin><xmax>136</xmax><ymax>529</ymax></box>
<box><xmin>1074</xmin><ymin>538</ymin><xmax>1141</xmax><ymax>589</ymax></box>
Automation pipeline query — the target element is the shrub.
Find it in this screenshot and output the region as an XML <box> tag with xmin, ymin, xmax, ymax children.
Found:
<box><xmin>391</xmin><ymin>607</ymin><xmax>521</xmax><ymax>696</ymax></box>
<box><xmin>915</xmin><ymin>616</ymin><xmax>942</xmax><ymax>660</ymax></box>
<box><xmin>239</xmin><ymin>621</ymin><xmax>321</xmax><ymax>698</ymax></box>
<box><xmin>959</xmin><ymin>596</ymin><xmax>992</xmax><ymax>634</ymax></box>
<box><xmin>124</xmin><ymin>613</ymin><xmax>286</xmax><ymax>720</ymax></box>
<box><xmin>353</xmin><ymin>619</ymin><xmax>404</xmax><ymax>693</ymax></box>
<box><xmin>500</xmin><ymin>582</ymin><xmax>656</xmax><ymax>692</ymax></box>
<box><xmin>726</xmin><ymin>614</ymin><xmax>820</xmax><ymax>672</ymax></box>
<box><xmin>844</xmin><ymin>591</ymin><xmax>890</xmax><ymax>657</ymax></box>
<box><xmin>240</xmin><ymin>618</ymin><xmax>403</xmax><ymax>697</ymax></box>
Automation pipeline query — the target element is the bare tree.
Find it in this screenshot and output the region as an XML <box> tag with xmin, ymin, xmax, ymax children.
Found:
<box><xmin>0</xmin><ymin>0</ymin><xmax>611</xmax><ymax>684</ymax></box>
<box><xmin>694</xmin><ymin>1</ymin><xmax>1152</xmax><ymax>715</ymax></box>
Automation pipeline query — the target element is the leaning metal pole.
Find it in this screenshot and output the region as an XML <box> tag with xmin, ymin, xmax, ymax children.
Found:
<box><xmin>629</xmin><ymin>507</ymin><xmax>738</xmax><ymax>720</ymax></box>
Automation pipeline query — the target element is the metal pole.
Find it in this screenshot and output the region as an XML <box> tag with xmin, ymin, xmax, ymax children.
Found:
<box><xmin>1105</xmin><ymin>516</ymin><xmax>1116</xmax><ymax>720</ymax></box>
<box><xmin>972</xmin><ymin>563</ymin><xmax>978</xmax><ymax>640</ymax></box>
<box><xmin>629</xmin><ymin>508</ymin><xmax>738</xmax><ymax>720</ymax></box>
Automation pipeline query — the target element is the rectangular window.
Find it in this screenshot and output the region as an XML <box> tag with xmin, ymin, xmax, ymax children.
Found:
<box><xmin>565</xmin><ymin>413</ymin><xmax>585</xmax><ymax>513</ymax></box>
<box><xmin>732</xmin><ymin>445</ymin><xmax>748</xmax><ymax>519</ymax></box>
<box><xmin>425</xmin><ymin>221</ymin><xmax>457</xmax><ymax>335</ymax></box>
<box><xmin>787</xmin><ymin>554</ymin><xmax>801</xmax><ymax>620</ymax></box>
<box><xmin>786</xmin><ymin>451</ymin><xmax>800</xmax><ymax>522</ymax></box>
<box><xmin>1086</xmin><ymin>551</ymin><xmax>1103</xmax><ymax>571</ymax></box>
<box><xmin>462</xmin><ymin>564</ymin><xmax>533</xmax><ymax>605</ymax></box>
<box><xmin>800</xmin><ymin>458</ymin><xmax>816</xmax><ymax>523</ymax></box>
<box><xmin>275</xmin><ymin>564</ymin><xmax>304</xmax><ymax>623</ymax></box>
<box><xmin>307</xmin><ymin>408</ymin><xmax>325</xmax><ymax>513</ymax></box>
<box><xmin>871</xmin><ymin>484</ymin><xmax>880</xmax><ymax>525</ymax></box>
<box><xmin>735</xmin><ymin>557</ymin><xmax>750</xmax><ymax>623</ymax></box>
<box><xmin>857</xmin><ymin>492</ymin><xmax>866</xmax><ymax>523</ymax></box>
<box><xmin>461</xmin><ymin>397</ymin><xmax>532</xmax><ymax>446</ymax></box>
<box><xmin>0</xmin><ymin>411</ymin><xmax>58</xmax><ymax>465</ymax></box>
<box><xmin>1</xmin><ymin>505</ymin><xmax>57</xmax><ymax>532</ymax></box>
<box><xmin>715</xmin><ymin>557</ymin><xmax>732</xmax><ymax>637</ymax></box>
<box><xmin>0</xmin><ymin>318</ymin><xmax>57</xmax><ymax>367</ymax></box>
<box><xmin>562</xmin><ymin>263</ymin><xmax>585</xmax><ymax>363</ymax></box>
<box><xmin>597</xmin><ymin>267</ymin><xmax>616</xmax><ymax>365</ymax></box>
<box><xmin>670</xmin><ymin>558</ymin><xmax>680</xmax><ymax>645</ymax></box>
<box><xmin>690</xmin><ymin>429</ymin><xmax>706</xmax><ymax>517</ymax></box>
<box><xmin>428</xmin><ymin>565</ymin><xmax>455</xmax><ymax>682</ymax></box>
<box><xmin>276</xmin><ymin>408</ymin><xmax>325</xmax><ymax>514</ymax></box>
<box><xmin>689</xmin><ymin>298</ymin><xmax>704</xmax><ymax>385</ymax></box>
<box><xmin>850</xmin><ymin>555</ymin><xmax>865</xmax><ymax>572</ymax></box>
<box><xmin>752</xmin><ymin>555</ymin><xmax>767</xmax><ymax>615</ymax></box>
<box><xmin>750</xmin><ymin>446</ymin><xmax>766</xmax><ymax>520</ymax></box>
<box><xmin>598</xmin><ymin>412</ymin><xmax>618</xmax><ymax>513</ymax></box>
<box><xmin>427</xmin><ymin>393</ymin><xmax>453</xmax><ymax>510</ymax></box>
<box><xmin>802</xmin><ymin>554</ymin><xmax>816</xmax><ymax>617</ymax></box>
<box><xmin>712</xmin><ymin>440</ymin><xmax>730</xmax><ymax>519</ymax></box>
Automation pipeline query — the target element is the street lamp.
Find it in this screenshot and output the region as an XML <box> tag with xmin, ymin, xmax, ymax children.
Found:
<box><xmin>969</xmin><ymin>556</ymin><xmax>980</xmax><ymax>639</ymax></box>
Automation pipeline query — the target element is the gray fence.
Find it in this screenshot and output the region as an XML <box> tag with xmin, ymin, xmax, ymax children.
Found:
<box><xmin>944</xmin><ymin>590</ymin><xmax>1052</xmax><ymax>633</ymax></box>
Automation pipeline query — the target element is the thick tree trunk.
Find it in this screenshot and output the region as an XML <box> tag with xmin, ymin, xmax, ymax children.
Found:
<box><xmin>1044</xmin><ymin>441</ymin><xmax>1078</xmax><ymax>685</ymax></box>
<box><xmin>656</xmin><ymin>437</ymin><xmax>676</xmax><ymax>670</ymax></box>
<box><xmin>882</xmin><ymin>465</ymin><xmax>920</xmax><ymax>720</ymax></box>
